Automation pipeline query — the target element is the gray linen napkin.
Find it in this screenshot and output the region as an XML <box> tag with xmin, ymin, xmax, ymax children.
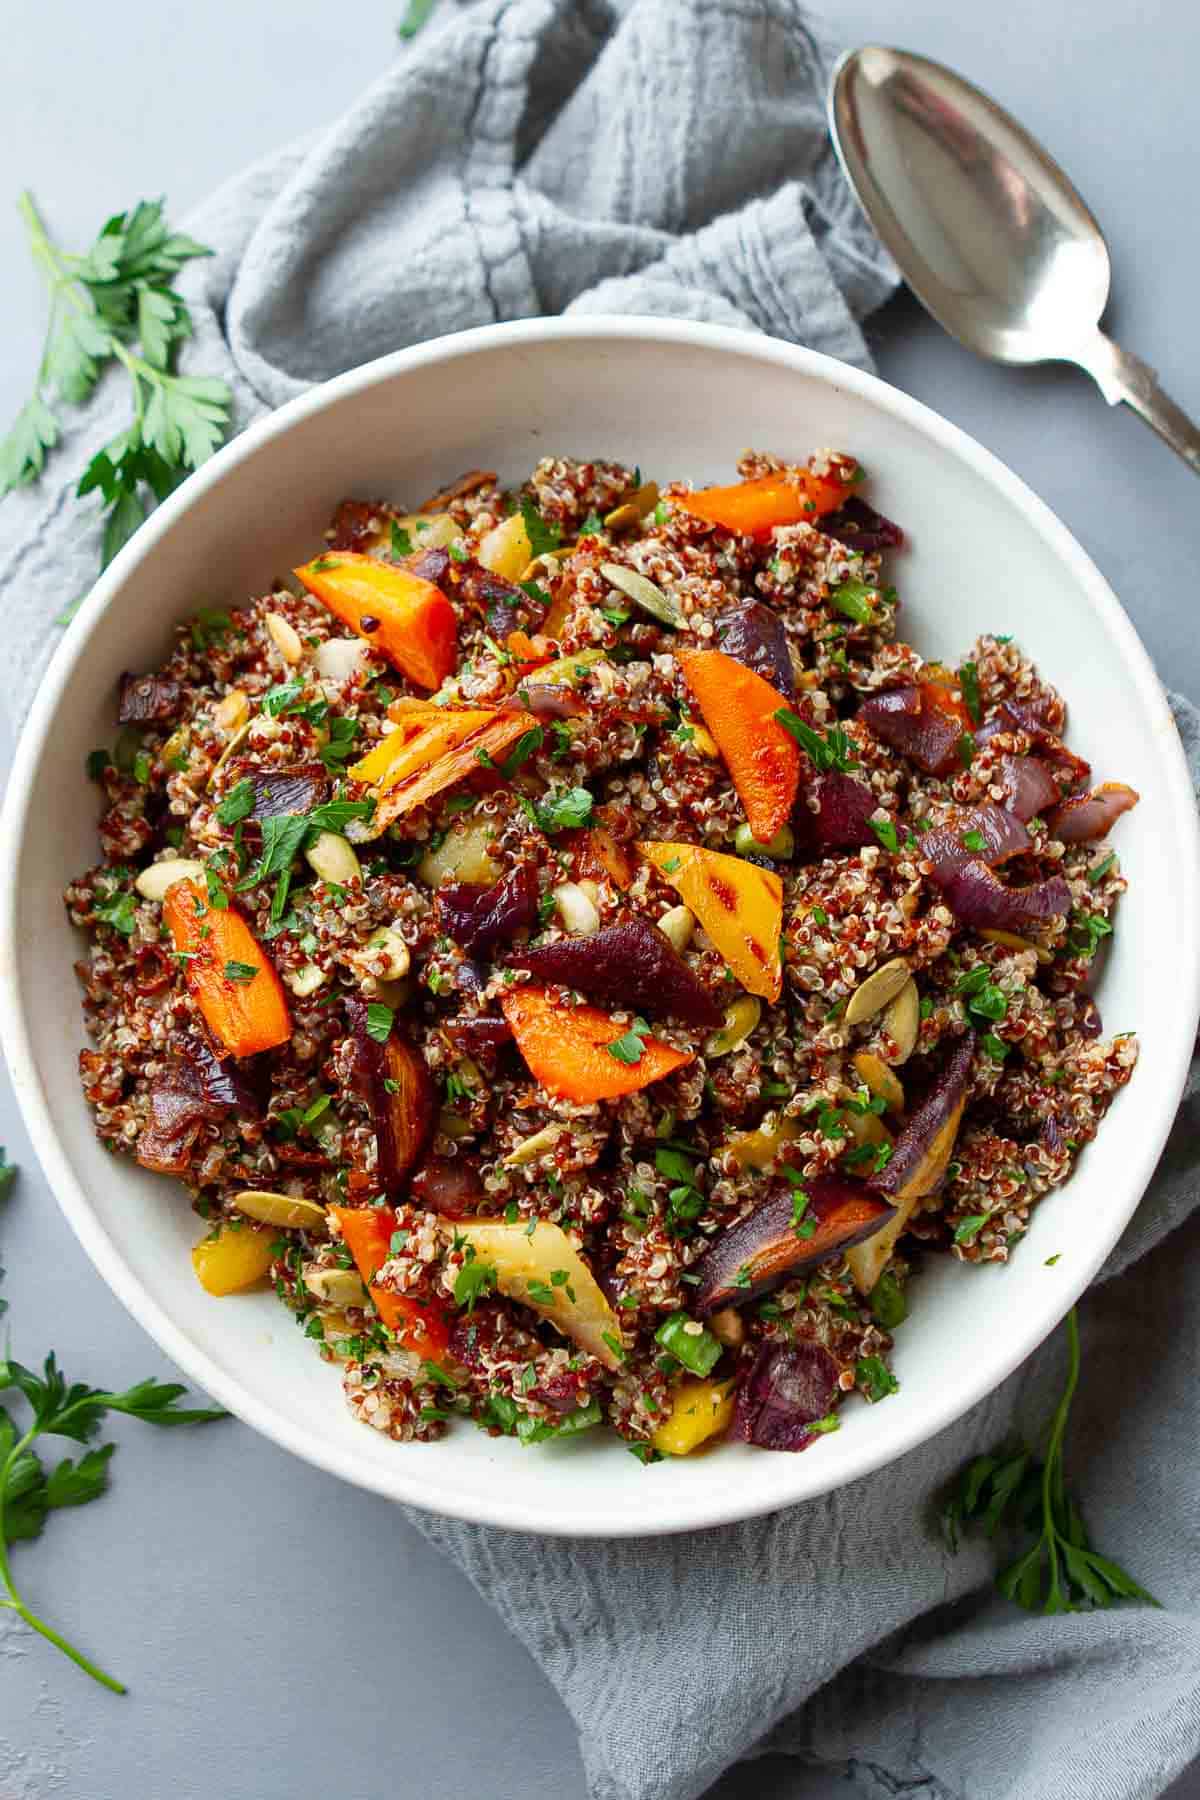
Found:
<box><xmin>2</xmin><ymin>5</ymin><xmax>1198</xmax><ymax>1798</ymax></box>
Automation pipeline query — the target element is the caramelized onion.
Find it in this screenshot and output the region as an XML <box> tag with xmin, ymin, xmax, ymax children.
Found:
<box><xmin>922</xmin><ymin>804</ymin><xmax>1030</xmax><ymax>886</ymax></box>
<box><xmin>247</xmin><ymin>763</ymin><xmax>330</xmax><ymax>821</ymax></box>
<box><xmin>857</xmin><ymin>684</ymin><xmax>963</xmax><ymax>776</ymax></box>
<box><xmin>438</xmin><ymin>866</ymin><xmax>539</xmax><ymax>958</ymax></box>
<box><xmin>118</xmin><ymin>670</ymin><xmax>182</xmax><ymax>724</ymax></box>
<box><xmin>803</xmin><ymin>771</ymin><xmax>879</xmax><ymax>848</ymax></box>
<box><xmin>1046</xmin><ymin>782</ymin><xmax>1139</xmax><ymax>843</ymax></box>
<box><xmin>997</xmin><ymin>754</ymin><xmax>1060</xmax><ymax>822</ymax></box>
<box><xmin>940</xmin><ymin>859</ymin><xmax>1070</xmax><ymax>931</ymax></box>
<box><xmin>733</xmin><ymin>1341</ymin><xmax>841</xmax><ymax>1451</ymax></box>
<box><xmin>714</xmin><ymin>601</ymin><xmax>795</xmax><ymax>699</ymax></box>
<box><xmin>818</xmin><ymin>496</ymin><xmax>904</xmax><ymax>554</ymax></box>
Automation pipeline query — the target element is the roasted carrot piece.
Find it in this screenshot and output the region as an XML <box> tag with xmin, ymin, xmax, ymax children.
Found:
<box><xmin>500</xmin><ymin>986</ymin><xmax>693</xmax><ymax>1103</ymax></box>
<box><xmin>678</xmin><ymin>648</ymin><xmax>800</xmax><ymax>842</ymax></box>
<box><xmin>328</xmin><ymin>1203</ymin><xmax>451</xmax><ymax>1360</ymax></box>
<box><xmin>294</xmin><ymin>551</ymin><xmax>457</xmax><ymax>690</ymax></box>
<box><xmin>351</xmin><ymin>709</ymin><xmax>498</xmax><ymax>789</ymax></box>
<box><xmin>372</xmin><ymin>714</ymin><xmax>532</xmax><ymax>831</ymax></box>
<box><xmin>637</xmin><ymin>841</ymin><xmax>783</xmax><ymax>1001</ymax></box>
<box><xmin>163</xmin><ymin>879</ymin><xmax>291</xmax><ymax>1057</ymax></box>
<box><xmin>676</xmin><ymin>469</ymin><xmax>854</xmax><ymax>538</ymax></box>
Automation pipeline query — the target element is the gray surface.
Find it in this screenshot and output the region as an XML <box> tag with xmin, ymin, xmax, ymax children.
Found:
<box><xmin>0</xmin><ymin>3</ymin><xmax>1197</xmax><ymax>1799</ymax></box>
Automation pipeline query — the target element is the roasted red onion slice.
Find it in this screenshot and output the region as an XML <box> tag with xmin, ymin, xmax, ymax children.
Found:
<box><xmin>999</xmin><ymin>702</ymin><xmax>1090</xmax><ymax>784</ymax></box>
<box><xmin>940</xmin><ymin>859</ymin><xmax>1071</xmax><ymax>932</ymax></box>
<box><xmin>247</xmin><ymin>763</ymin><xmax>330</xmax><ymax>821</ymax></box>
<box><xmin>693</xmin><ymin>1176</ymin><xmax>894</xmax><ymax>1314</ymax></box>
<box><xmin>1046</xmin><ymin>782</ymin><xmax>1139</xmax><ymax>843</ymax></box>
<box><xmin>733</xmin><ymin>1341</ymin><xmax>841</xmax><ymax>1451</ymax></box>
<box><xmin>118</xmin><ymin>670</ymin><xmax>182</xmax><ymax>724</ymax></box>
<box><xmin>818</xmin><ymin>496</ymin><xmax>905</xmax><ymax>554</ymax></box>
<box><xmin>922</xmin><ymin>804</ymin><xmax>1031</xmax><ymax>886</ymax></box>
<box><xmin>346</xmin><ymin>999</ymin><xmax>436</xmax><ymax>1193</ymax></box>
<box><xmin>438</xmin><ymin>866</ymin><xmax>539</xmax><ymax>958</ymax></box>
<box><xmin>714</xmin><ymin>601</ymin><xmax>795</xmax><ymax>699</ymax></box>
<box><xmin>857</xmin><ymin>684</ymin><xmax>965</xmax><ymax>776</ymax></box>
<box><xmin>443</xmin><ymin>1015</ymin><xmax>514</xmax><ymax>1058</ymax></box>
<box><xmin>507</xmin><ymin>920</ymin><xmax>723</xmax><ymax>1028</ymax></box>
<box><xmin>997</xmin><ymin>754</ymin><xmax>1060</xmax><ymax>822</ymax></box>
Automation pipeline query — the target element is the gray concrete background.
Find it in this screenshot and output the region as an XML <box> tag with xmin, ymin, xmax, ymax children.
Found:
<box><xmin>1</xmin><ymin>2</ymin><xmax>1197</xmax><ymax>1797</ymax></box>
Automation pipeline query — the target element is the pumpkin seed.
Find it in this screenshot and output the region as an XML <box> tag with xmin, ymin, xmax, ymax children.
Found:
<box><xmin>844</xmin><ymin>957</ymin><xmax>911</xmax><ymax>1026</ymax></box>
<box><xmin>305</xmin><ymin>831</ymin><xmax>362</xmax><ymax>887</ymax></box>
<box><xmin>657</xmin><ymin>904</ymin><xmax>695</xmax><ymax>952</ymax></box>
<box><xmin>704</xmin><ymin>994</ymin><xmax>762</xmax><ymax>1057</ymax></box>
<box><xmin>734</xmin><ymin>821</ymin><xmax>794</xmax><ymax>861</ymax></box>
<box><xmin>304</xmin><ymin>1266</ymin><xmax>370</xmax><ymax>1308</ymax></box>
<box><xmin>418</xmin><ymin>817</ymin><xmax>500</xmax><ymax>889</ymax></box>
<box><xmin>599</xmin><ymin>562</ymin><xmax>684</xmax><ymax>628</ymax></box>
<box><xmin>852</xmin><ymin>1051</ymin><xmax>905</xmax><ymax>1114</ymax></box>
<box><xmin>881</xmin><ymin>977</ymin><xmax>920</xmax><ymax>1064</ymax></box>
<box><xmin>603</xmin><ymin>481</ymin><xmax>660</xmax><ymax>532</ymax></box>
<box><xmin>207</xmin><ymin>717</ymin><xmax>252</xmax><ymax>789</ymax></box>
<box><xmin>235</xmin><ymin>1190</ymin><xmax>327</xmax><ymax>1231</ymax></box>
<box><xmin>981</xmin><ymin>927</ymin><xmax>1052</xmax><ymax>965</ymax></box>
<box><xmin>691</xmin><ymin>722</ymin><xmax>720</xmax><ymax>758</ymax></box>
<box><xmin>708</xmin><ymin>1306</ymin><xmax>745</xmax><ymax>1348</ymax></box>
<box><xmin>264</xmin><ymin>612</ymin><xmax>303</xmax><ymax>665</ymax></box>
<box><xmin>286</xmin><ymin>963</ymin><xmax>327</xmax><ymax>998</ymax></box>
<box><xmin>502</xmin><ymin>1123</ymin><xmax>564</xmax><ymax>1168</ymax></box>
<box><xmin>724</xmin><ymin>1113</ymin><xmax>802</xmax><ymax>1170</ymax></box>
<box><xmin>134</xmin><ymin>857</ymin><xmax>206</xmax><ymax>902</ymax></box>
<box><xmin>553</xmin><ymin>881</ymin><xmax>601</xmax><ymax>936</ymax></box>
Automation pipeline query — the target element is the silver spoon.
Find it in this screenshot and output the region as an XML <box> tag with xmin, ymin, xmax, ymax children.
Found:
<box><xmin>828</xmin><ymin>44</ymin><xmax>1200</xmax><ymax>475</ymax></box>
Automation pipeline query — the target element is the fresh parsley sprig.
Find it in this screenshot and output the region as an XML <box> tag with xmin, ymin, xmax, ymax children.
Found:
<box><xmin>0</xmin><ymin>1350</ymin><xmax>224</xmax><ymax>1691</ymax></box>
<box><xmin>940</xmin><ymin>1309</ymin><xmax>1156</xmax><ymax>1615</ymax></box>
<box><xmin>1</xmin><ymin>193</ymin><xmax>232</xmax><ymax>619</ymax></box>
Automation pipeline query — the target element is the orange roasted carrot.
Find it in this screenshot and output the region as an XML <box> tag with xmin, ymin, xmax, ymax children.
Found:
<box><xmin>163</xmin><ymin>879</ymin><xmax>291</xmax><ymax>1057</ymax></box>
<box><xmin>637</xmin><ymin>841</ymin><xmax>783</xmax><ymax>1001</ymax></box>
<box><xmin>676</xmin><ymin>469</ymin><xmax>854</xmax><ymax>538</ymax></box>
<box><xmin>678</xmin><ymin>648</ymin><xmax>800</xmax><ymax>843</ymax></box>
<box><xmin>328</xmin><ymin>1203</ymin><xmax>451</xmax><ymax>1360</ymax></box>
<box><xmin>372</xmin><ymin>713</ymin><xmax>532</xmax><ymax>831</ymax></box>
<box><xmin>295</xmin><ymin>551</ymin><xmax>457</xmax><ymax>690</ymax></box>
<box><xmin>501</xmin><ymin>986</ymin><xmax>693</xmax><ymax>1103</ymax></box>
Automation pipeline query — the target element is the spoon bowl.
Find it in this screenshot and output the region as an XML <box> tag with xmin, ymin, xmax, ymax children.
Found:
<box><xmin>829</xmin><ymin>45</ymin><xmax>1200</xmax><ymax>473</ymax></box>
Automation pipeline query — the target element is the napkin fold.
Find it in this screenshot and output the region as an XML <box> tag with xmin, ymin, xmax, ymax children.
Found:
<box><xmin>3</xmin><ymin>4</ymin><xmax>1198</xmax><ymax>1798</ymax></box>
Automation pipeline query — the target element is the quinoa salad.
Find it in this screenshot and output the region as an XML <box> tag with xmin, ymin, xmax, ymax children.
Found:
<box><xmin>67</xmin><ymin>450</ymin><xmax>1140</xmax><ymax>1459</ymax></box>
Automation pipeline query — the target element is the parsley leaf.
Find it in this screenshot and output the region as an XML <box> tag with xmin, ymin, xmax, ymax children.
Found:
<box><xmin>940</xmin><ymin>1309</ymin><xmax>1156</xmax><ymax>1615</ymax></box>
<box><xmin>0</xmin><ymin>1353</ymin><xmax>223</xmax><ymax>1690</ymax></box>
<box><xmin>773</xmin><ymin>710</ymin><xmax>859</xmax><ymax>773</ymax></box>
<box><xmin>959</xmin><ymin>660</ymin><xmax>982</xmax><ymax>725</ymax></box>
<box><xmin>534</xmin><ymin>786</ymin><xmax>593</xmax><ymax>834</ymax></box>
<box><xmin>520</xmin><ymin>497</ymin><xmax>561</xmax><ymax>560</ymax></box>
<box><xmin>365</xmin><ymin>1002</ymin><xmax>395</xmax><ymax>1044</ymax></box>
<box><xmin>2</xmin><ymin>194</ymin><xmax>230</xmax><ymax>610</ymax></box>
<box><xmin>223</xmin><ymin>960</ymin><xmax>258</xmax><ymax>984</ymax></box>
<box><xmin>453</xmin><ymin>1253</ymin><xmax>497</xmax><ymax>1312</ymax></box>
<box><xmin>856</xmin><ymin>1355</ymin><xmax>900</xmax><ymax>1403</ymax></box>
<box><xmin>215</xmin><ymin>778</ymin><xmax>255</xmax><ymax>826</ymax></box>
<box><xmin>606</xmin><ymin>1019</ymin><xmax>650</xmax><ymax>1065</ymax></box>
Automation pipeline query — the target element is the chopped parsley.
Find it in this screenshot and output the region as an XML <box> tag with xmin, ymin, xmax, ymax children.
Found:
<box><xmin>215</xmin><ymin>778</ymin><xmax>255</xmax><ymax>826</ymax></box>
<box><xmin>869</xmin><ymin>816</ymin><xmax>899</xmax><ymax>852</ymax></box>
<box><xmin>534</xmin><ymin>785</ymin><xmax>593</xmax><ymax>834</ymax></box>
<box><xmin>365</xmin><ymin>1002</ymin><xmax>395</xmax><ymax>1044</ymax></box>
<box><xmin>520</xmin><ymin>497</ymin><xmax>561</xmax><ymax>560</ymax></box>
<box><xmin>222</xmin><ymin>959</ymin><xmax>258</xmax><ymax>984</ymax></box>
<box><xmin>961</xmin><ymin>828</ymin><xmax>986</xmax><ymax>853</ymax></box>
<box><xmin>856</xmin><ymin>1356</ymin><xmax>899</xmax><ymax>1402</ymax></box>
<box><xmin>829</xmin><ymin>578</ymin><xmax>877</xmax><ymax>625</ymax></box>
<box><xmin>774</xmin><ymin>710</ymin><xmax>859</xmax><ymax>773</ymax></box>
<box><xmin>606</xmin><ymin>1018</ymin><xmax>650</xmax><ymax>1065</ymax></box>
<box><xmin>959</xmin><ymin>660</ymin><xmax>982</xmax><ymax>725</ymax></box>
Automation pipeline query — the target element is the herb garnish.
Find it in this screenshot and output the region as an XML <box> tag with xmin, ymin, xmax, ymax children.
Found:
<box><xmin>774</xmin><ymin>710</ymin><xmax>860</xmax><ymax>773</ymax></box>
<box><xmin>0</xmin><ymin>1333</ymin><xmax>223</xmax><ymax>1691</ymax></box>
<box><xmin>2</xmin><ymin>195</ymin><xmax>231</xmax><ymax>617</ymax></box>
<box><xmin>520</xmin><ymin>498</ymin><xmax>561</xmax><ymax>560</ymax></box>
<box><xmin>606</xmin><ymin>1018</ymin><xmax>650</xmax><ymax>1065</ymax></box>
<box><xmin>222</xmin><ymin>959</ymin><xmax>258</xmax><ymax>984</ymax></box>
<box><xmin>940</xmin><ymin>1309</ymin><xmax>1155</xmax><ymax>1614</ymax></box>
<box><xmin>365</xmin><ymin>1002</ymin><xmax>395</xmax><ymax>1044</ymax></box>
<box><xmin>959</xmin><ymin>661</ymin><xmax>982</xmax><ymax>725</ymax></box>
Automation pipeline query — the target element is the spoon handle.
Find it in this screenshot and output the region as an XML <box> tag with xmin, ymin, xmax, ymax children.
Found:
<box><xmin>1080</xmin><ymin>331</ymin><xmax>1200</xmax><ymax>477</ymax></box>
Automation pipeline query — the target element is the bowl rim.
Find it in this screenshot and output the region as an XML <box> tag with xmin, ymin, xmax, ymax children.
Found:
<box><xmin>3</xmin><ymin>314</ymin><xmax>1197</xmax><ymax>1537</ymax></box>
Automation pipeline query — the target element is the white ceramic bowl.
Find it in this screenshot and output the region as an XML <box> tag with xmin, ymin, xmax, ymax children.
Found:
<box><xmin>3</xmin><ymin>319</ymin><xmax>1197</xmax><ymax>1536</ymax></box>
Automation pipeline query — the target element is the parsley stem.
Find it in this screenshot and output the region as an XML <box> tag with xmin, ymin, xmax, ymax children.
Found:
<box><xmin>1039</xmin><ymin>1306</ymin><xmax>1081</xmax><ymax>1605</ymax></box>
<box><xmin>0</xmin><ymin>1425</ymin><xmax>126</xmax><ymax>1694</ymax></box>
